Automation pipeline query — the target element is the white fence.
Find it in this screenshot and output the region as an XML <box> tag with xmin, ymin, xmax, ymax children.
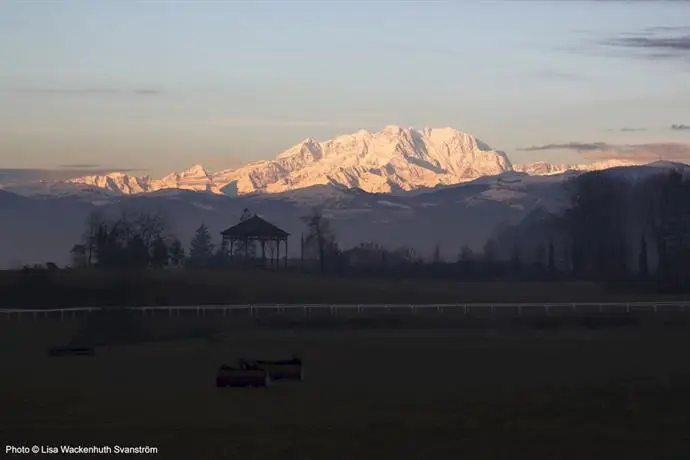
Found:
<box><xmin>0</xmin><ymin>301</ymin><xmax>689</xmax><ymax>320</ymax></box>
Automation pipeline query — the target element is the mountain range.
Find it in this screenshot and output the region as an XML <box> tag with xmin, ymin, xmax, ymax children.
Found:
<box><xmin>1</xmin><ymin>125</ymin><xmax>685</xmax><ymax>269</ymax></box>
<box><xmin>1</xmin><ymin>126</ymin><xmax>640</xmax><ymax>198</ymax></box>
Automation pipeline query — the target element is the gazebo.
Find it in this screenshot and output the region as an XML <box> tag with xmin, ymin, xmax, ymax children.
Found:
<box><xmin>220</xmin><ymin>215</ymin><xmax>290</xmax><ymax>269</ymax></box>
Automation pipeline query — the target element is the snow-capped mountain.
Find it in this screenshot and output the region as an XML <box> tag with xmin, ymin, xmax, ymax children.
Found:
<box><xmin>68</xmin><ymin>172</ymin><xmax>149</xmax><ymax>194</ymax></box>
<box><xmin>6</xmin><ymin>126</ymin><xmax>671</xmax><ymax>200</ymax></box>
<box><xmin>2</xmin><ymin>161</ymin><xmax>689</xmax><ymax>268</ymax></box>
<box><xmin>513</xmin><ymin>159</ymin><xmax>640</xmax><ymax>176</ymax></box>
<box><xmin>63</xmin><ymin>126</ymin><xmax>513</xmax><ymax>196</ymax></box>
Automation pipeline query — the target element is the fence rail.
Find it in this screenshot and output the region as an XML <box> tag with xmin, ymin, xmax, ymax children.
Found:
<box><xmin>1</xmin><ymin>301</ymin><xmax>689</xmax><ymax>320</ymax></box>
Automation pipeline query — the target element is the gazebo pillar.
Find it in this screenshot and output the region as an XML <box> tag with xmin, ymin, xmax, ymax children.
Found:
<box><xmin>276</xmin><ymin>237</ymin><xmax>280</xmax><ymax>269</ymax></box>
<box><xmin>284</xmin><ymin>237</ymin><xmax>288</xmax><ymax>269</ymax></box>
<box><xmin>261</xmin><ymin>239</ymin><xmax>266</xmax><ymax>267</ymax></box>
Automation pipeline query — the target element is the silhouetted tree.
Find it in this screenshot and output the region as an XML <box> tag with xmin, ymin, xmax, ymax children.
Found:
<box><xmin>638</xmin><ymin>233</ymin><xmax>648</xmax><ymax>278</ymax></box>
<box><xmin>302</xmin><ymin>208</ymin><xmax>338</xmax><ymax>274</ymax></box>
<box><xmin>213</xmin><ymin>243</ymin><xmax>230</xmax><ymax>267</ymax></box>
<box><xmin>482</xmin><ymin>239</ymin><xmax>496</xmax><ymax>264</ymax></box>
<box><xmin>510</xmin><ymin>242</ymin><xmax>521</xmax><ymax>276</ymax></box>
<box><xmin>70</xmin><ymin>244</ymin><xmax>87</xmax><ymax>268</ymax></box>
<box><xmin>150</xmin><ymin>235</ymin><xmax>170</xmax><ymax>268</ymax></box>
<box><xmin>82</xmin><ymin>210</ymin><xmax>105</xmax><ymax>267</ymax></box>
<box><xmin>169</xmin><ymin>238</ymin><xmax>185</xmax><ymax>267</ymax></box>
<box><xmin>548</xmin><ymin>238</ymin><xmax>556</xmax><ymax>273</ymax></box>
<box><xmin>534</xmin><ymin>242</ymin><xmax>545</xmax><ymax>270</ymax></box>
<box><xmin>458</xmin><ymin>244</ymin><xmax>474</xmax><ymax>262</ymax></box>
<box><xmin>127</xmin><ymin>235</ymin><xmax>150</xmax><ymax>268</ymax></box>
<box><xmin>432</xmin><ymin>243</ymin><xmax>442</xmax><ymax>263</ymax></box>
<box><xmin>74</xmin><ymin>210</ymin><xmax>172</xmax><ymax>269</ymax></box>
<box><xmin>187</xmin><ymin>223</ymin><xmax>214</xmax><ymax>268</ymax></box>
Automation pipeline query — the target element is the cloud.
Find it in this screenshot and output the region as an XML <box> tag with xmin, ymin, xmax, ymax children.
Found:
<box><xmin>619</xmin><ymin>127</ymin><xmax>647</xmax><ymax>132</ymax></box>
<box><xmin>204</xmin><ymin>117</ymin><xmax>361</xmax><ymax>128</ymax></box>
<box><xmin>533</xmin><ymin>70</ymin><xmax>585</xmax><ymax>81</ymax></box>
<box><xmin>671</xmin><ymin>124</ymin><xmax>690</xmax><ymax>131</ymax></box>
<box><xmin>518</xmin><ymin>142</ymin><xmax>610</xmax><ymax>153</ymax></box>
<box><xmin>131</xmin><ymin>89</ymin><xmax>160</xmax><ymax>95</ymax></box>
<box><xmin>57</xmin><ymin>164</ymin><xmax>102</xmax><ymax>169</ymax></box>
<box><xmin>599</xmin><ymin>27</ymin><xmax>690</xmax><ymax>61</ymax></box>
<box><xmin>15</xmin><ymin>88</ymin><xmax>161</xmax><ymax>96</ymax></box>
<box><xmin>518</xmin><ymin>141</ymin><xmax>690</xmax><ymax>163</ymax></box>
<box><xmin>0</xmin><ymin>168</ymin><xmax>144</xmax><ymax>185</ymax></box>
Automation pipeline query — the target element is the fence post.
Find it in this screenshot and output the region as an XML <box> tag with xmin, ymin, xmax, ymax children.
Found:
<box><xmin>626</xmin><ymin>303</ymin><xmax>630</xmax><ymax>313</ymax></box>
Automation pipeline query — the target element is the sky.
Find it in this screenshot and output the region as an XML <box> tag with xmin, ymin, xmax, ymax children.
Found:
<box><xmin>1</xmin><ymin>0</ymin><xmax>690</xmax><ymax>178</ymax></box>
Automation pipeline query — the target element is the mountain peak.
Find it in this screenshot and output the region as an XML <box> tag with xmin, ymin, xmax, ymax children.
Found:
<box><xmin>180</xmin><ymin>164</ymin><xmax>209</xmax><ymax>177</ymax></box>
<box><xmin>60</xmin><ymin>125</ymin><xmax>515</xmax><ymax>196</ymax></box>
<box><xmin>382</xmin><ymin>124</ymin><xmax>405</xmax><ymax>134</ymax></box>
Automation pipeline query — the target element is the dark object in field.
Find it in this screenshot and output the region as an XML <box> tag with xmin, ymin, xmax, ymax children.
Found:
<box><xmin>48</xmin><ymin>346</ymin><xmax>95</xmax><ymax>357</ymax></box>
<box><xmin>216</xmin><ymin>364</ymin><xmax>271</xmax><ymax>387</ymax></box>
<box><xmin>239</xmin><ymin>355</ymin><xmax>304</xmax><ymax>381</ymax></box>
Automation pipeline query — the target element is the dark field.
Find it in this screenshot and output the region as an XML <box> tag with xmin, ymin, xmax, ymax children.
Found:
<box><xmin>4</xmin><ymin>268</ymin><xmax>690</xmax><ymax>307</ymax></box>
<box><xmin>2</xmin><ymin>313</ymin><xmax>690</xmax><ymax>459</ymax></box>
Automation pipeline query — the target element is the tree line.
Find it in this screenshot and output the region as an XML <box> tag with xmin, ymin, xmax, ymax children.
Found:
<box><xmin>61</xmin><ymin>168</ymin><xmax>690</xmax><ymax>291</ymax></box>
<box><xmin>487</xmin><ymin>168</ymin><xmax>690</xmax><ymax>289</ymax></box>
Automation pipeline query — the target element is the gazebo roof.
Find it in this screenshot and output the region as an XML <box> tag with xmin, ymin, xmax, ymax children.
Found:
<box><xmin>220</xmin><ymin>215</ymin><xmax>290</xmax><ymax>238</ymax></box>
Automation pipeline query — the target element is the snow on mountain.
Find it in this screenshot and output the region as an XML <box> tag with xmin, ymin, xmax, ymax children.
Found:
<box><xmin>68</xmin><ymin>172</ymin><xmax>150</xmax><ymax>194</ymax></box>
<box><xmin>226</xmin><ymin>125</ymin><xmax>513</xmax><ymax>194</ymax></box>
<box><xmin>150</xmin><ymin>164</ymin><xmax>217</xmax><ymax>193</ymax></box>
<box><xmin>42</xmin><ymin>126</ymin><xmax>680</xmax><ymax>200</ymax></box>
<box><xmin>513</xmin><ymin>159</ymin><xmax>641</xmax><ymax>175</ymax></box>
<box><xmin>4</xmin><ymin>160</ymin><xmax>690</xmax><ymax>268</ymax></box>
<box><xmin>63</xmin><ymin>126</ymin><xmax>513</xmax><ymax>196</ymax></box>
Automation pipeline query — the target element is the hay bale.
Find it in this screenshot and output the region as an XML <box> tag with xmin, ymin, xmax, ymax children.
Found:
<box><xmin>241</xmin><ymin>356</ymin><xmax>304</xmax><ymax>381</ymax></box>
<box><xmin>215</xmin><ymin>364</ymin><xmax>271</xmax><ymax>388</ymax></box>
<box><xmin>48</xmin><ymin>346</ymin><xmax>95</xmax><ymax>357</ymax></box>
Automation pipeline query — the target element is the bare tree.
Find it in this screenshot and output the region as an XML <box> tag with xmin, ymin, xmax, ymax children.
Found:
<box><xmin>301</xmin><ymin>208</ymin><xmax>338</xmax><ymax>274</ymax></box>
<box><xmin>82</xmin><ymin>210</ymin><xmax>105</xmax><ymax>266</ymax></box>
<box><xmin>70</xmin><ymin>244</ymin><xmax>87</xmax><ymax>268</ymax></box>
<box><xmin>169</xmin><ymin>238</ymin><xmax>186</xmax><ymax>267</ymax></box>
<box><xmin>457</xmin><ymin>244</ymin><xmax>474</xmax><ymax>262</ymax></box>
<box><xmin>432</xmin><ymin>243</ymin><xmax>442</xmax><ymax>264</ymax></box>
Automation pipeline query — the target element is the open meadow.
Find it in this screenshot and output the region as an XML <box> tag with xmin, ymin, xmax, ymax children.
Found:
<box><xmin>2</xmin><ymin>310</ymin><xmax>690</xmax><ymax>459</ymax></box>
<box><xmin>3</xmin><ymin>268</ymin><xmax>690</xmax><ymax>307</ymax></box>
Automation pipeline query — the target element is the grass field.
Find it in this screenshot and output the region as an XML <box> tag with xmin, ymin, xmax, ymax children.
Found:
<box><xmin>3</xmin><ymin>268</ymin><xmax>690</xmax><ymax>307</ymax></box>
<box><xmin>2</xmin><ymin>314</ymin><xmax>690</xmax><ymax>459</ymax></box>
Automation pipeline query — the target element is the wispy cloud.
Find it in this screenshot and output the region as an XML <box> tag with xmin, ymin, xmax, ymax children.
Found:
<box><xmin>533</xmin><ymin>70</ymin><xmax>585</xmax><ymax>81</ymax></box>
<box><xmin>14</xmin><ymin>88</ymin><xmax>161</xmax><ymax>96</ymax></box>
<box><xmin>519</xmin><ymin>142</ymin><xmax>610</xmax><ymax>153</ymax></box>
<box><xmin>0</xmin><ymin>168</ymin><xmax>144</xmax><ymax>185</ymax></box>
<box><xmin>204</xmin><ymin>117</ymin><xmax>361</xmax><ymax>128</ymax></box>
<box><xmin>671</xmin><ymin>124</ymin><xmax>690</xmax><ymax>131</ymax></box>
<box><xmin>57</xmin><ymin>164</ymin><xmax>102</xmax><ymax>169</ymax></box>
<box><xmin>518</xmin><ymin>141</ymin><xmax>690</xmax><ymax>162</ymax></box>
<box><xmin>598</xmin><ymin>26</ymin><xmax>690</xmax><ymax>61</ymax></box>
<box><xmin>619</xmin><ymin>127</ymin><xmax>647</xmax><ymax>132</ymax></box>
